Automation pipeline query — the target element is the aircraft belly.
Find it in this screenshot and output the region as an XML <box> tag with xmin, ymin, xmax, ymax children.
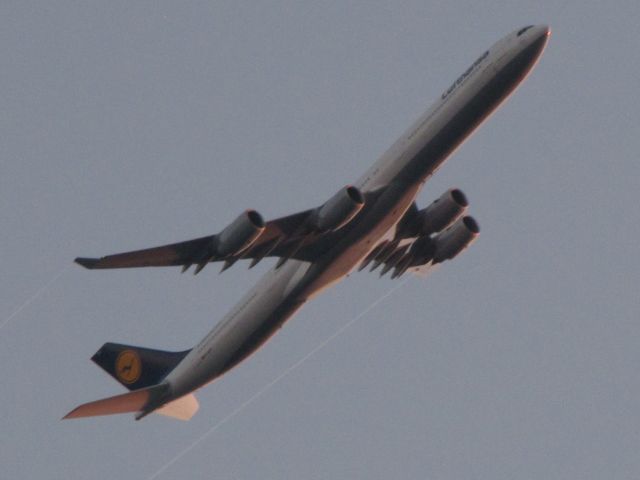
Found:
<box><xmin>305</xmin><ymin>182</ymin><xmax>422</xmax><ymax>296</ymax></box>
<box><xmin>206</xmin><ymin>182</ymin><xmax>422</xmax><ymax>380</ymax></box>
<box><xmin>166</xmin><ymin>181</ymin><xmax>422</xmax><ymax>398</ymax></box>
<box><xmin>166</xmin><ymin>260</ymin><xmax>311</xmax><ymax>396</ymax></box>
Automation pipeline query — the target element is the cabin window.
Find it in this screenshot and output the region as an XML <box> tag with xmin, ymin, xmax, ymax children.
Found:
<box><xmin>517</xmin><ymin>26</ymin><xmax>533</xmax><ymax>36</ymax></box>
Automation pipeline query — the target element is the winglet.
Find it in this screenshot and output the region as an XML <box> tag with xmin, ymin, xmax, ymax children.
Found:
<box><xmin>75</xmin><ymin>257</ymin><xmax>100</xmax><ymax>269</ymax></box>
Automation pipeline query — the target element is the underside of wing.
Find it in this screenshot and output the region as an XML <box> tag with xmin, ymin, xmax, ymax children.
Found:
<box><xmin>358</xmin><ymin>190</ymin><xmax>480</xmax><ymax>279</ymax></box>
<box><xmin>75</xmin><ymin>185</ymin><xmax>380</xmax><ymax>274</ymax></box>
<box><xmin>75</xmin><ymin>208</ymin><xmax>321</xmax><ymax>273</ymax></box>
<box><xmin>75</xmin><ymin>235</ymin><xmax>212</xmax><ymax>269</ymax></box>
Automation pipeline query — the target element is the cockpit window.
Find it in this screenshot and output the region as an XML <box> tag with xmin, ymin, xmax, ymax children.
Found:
<box><xmin>517</xmin><ymin>25</ymin><xmax>534</xmax><ymax>36</ymax></box>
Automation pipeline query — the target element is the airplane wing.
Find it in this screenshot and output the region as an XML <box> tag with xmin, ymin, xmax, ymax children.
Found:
<box><xmin>357</xmin><ymin>189</ymin><xmax>480</xmax><ymax>279</ymax></box>
<box><xmin>75</xmin><ymin>185</ymin><xmax>386</xmax><ymax>274</ymax></box>
<box><xmin>75</xmin><ymin>208</ymin><xmax>332</xmax><ymax>274</ymax></box>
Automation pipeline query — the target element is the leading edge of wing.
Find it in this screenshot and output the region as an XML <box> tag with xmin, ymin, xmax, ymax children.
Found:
<box><xmin>74</xmin><ymin>235</ymin><xmax>213</xmax><ymax>269</ymax></box>
<box><xmin>73</xmin><ymin>208</ymin><xmax>321</xmax><ymax>271</ymax></box>
<box><xmin>74</xmin><ymin>189</ymin><xmax>390</xmax><ymax>271</ymax></box>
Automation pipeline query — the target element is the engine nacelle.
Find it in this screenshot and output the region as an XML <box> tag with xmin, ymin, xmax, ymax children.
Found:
<box><xmin>215</xmin><ymin>210</ymin><xmax>266</xmax><ymax>257</ymax></box>
<box><xmin>417</xmin><ymin>188</ymin><xmax>469</xmax><ymax>236</ymax></box>
<box><xmin>407</xmin><ymin>235</ymin><xmax>437</xmax><ymax>265</ymax></box>
<box><xmin>395</xmin><ymin>188</ymin><xmax>468</xmax><ymax>239</ymax></box>
<box><xmin>311</xmin><ymin>185</ymin><xmax>365</xmax><ymax>232</ymax></box>
<box><xmin>432</xmin><ymin>216</ymin><xmax>480</xmax><ymax>263</ymax></box>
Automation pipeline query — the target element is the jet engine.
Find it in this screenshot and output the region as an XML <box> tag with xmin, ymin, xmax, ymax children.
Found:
<box><xmin>396</xmin><ymin>188</ymin><xmax>469</xmax><ymax>239</ymax></box>
<box><xmin>416</xmin><ymin>188</ymin><xmax>469</xmax><ymax>236</ymax></box>
<box><xmin>311</xmin><ymin>185</ymin><xmax>365</xmax><ymax>232</ymax></box>
<box><xmin>407</xmin><ymin>235</ymin><xmax>437</xmax><ymax>266</ymax></box>
<box><xmin>432</xmin><ymin>216</ymin><xmax>480</xmax><ymax>263</ymax></box>
<box><xmin>215</xmin><ymin>210</ymin><xmax>266</xmax><ymax>257</ymax></box>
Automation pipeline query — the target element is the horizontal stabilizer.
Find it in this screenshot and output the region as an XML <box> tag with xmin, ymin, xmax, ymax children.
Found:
<box><xmin>63</xmin><ymin>384</ymin><xmax>166</xmax><ymax>420</ymax></box>
<box><xmin>156</xmin><ymin>394</ymin><xmax>199</xmax><ymax>421</ymax></box>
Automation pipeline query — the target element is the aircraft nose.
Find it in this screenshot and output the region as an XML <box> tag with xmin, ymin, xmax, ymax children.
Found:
<box><xmin>535</xmin><ymin>24</ymin><xmax>551</xmax><ymax>39</ymax></box>
<box><xmin>537</xmin><ymin>24</ymin><xmax>550</xmax><ymax>43</ymax></box>
<box><xmin>525</xmin><ymin>24</ymin><xmax>551</xmax><ymax>60</ymax></box>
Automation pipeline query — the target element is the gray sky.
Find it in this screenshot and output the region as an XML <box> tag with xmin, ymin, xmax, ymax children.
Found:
<box><xmin>2</xmin><ymin>1</ymin><xmax>639</xmax><ymax>479</ymax></box>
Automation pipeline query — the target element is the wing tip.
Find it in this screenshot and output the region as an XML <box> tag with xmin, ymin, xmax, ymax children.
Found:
<box><xmin>75</xmin><ymin>257</ymin><xmax>100</xmax><ymax>269</ymax></box>
<box><xmin>62</xmin><ymin>408</ymin><xmax>80</xmax><ymax>420</ymax></box>
<box><xmin>62</xmin><ymin>402</ymin><xmax>95</xmax><ymax>420</ymax></box>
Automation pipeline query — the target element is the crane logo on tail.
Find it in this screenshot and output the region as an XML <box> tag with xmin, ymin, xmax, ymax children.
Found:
<box><xmin>115</xmin><ymin>350</ymin><xmax>142</xmax><ymax>384</ymax></box>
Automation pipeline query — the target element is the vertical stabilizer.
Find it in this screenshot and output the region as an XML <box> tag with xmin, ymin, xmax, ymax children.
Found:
<box><xmin>91</xmin><ymin>342</ymin><xmax>190</xmax><ymax>390</ymax></box>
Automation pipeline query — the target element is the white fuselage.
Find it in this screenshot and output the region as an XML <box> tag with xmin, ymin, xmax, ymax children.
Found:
<box><xmin>164</xmin><ymin>25</ymin><xmax>550</xmax><ymax>400</ymax></box>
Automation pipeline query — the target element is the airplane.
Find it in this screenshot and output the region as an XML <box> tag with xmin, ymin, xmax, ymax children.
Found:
<box><xmin>64</xmin><ymin>25</ymin><xmax>550</xmax><ymax>421</ymax></box>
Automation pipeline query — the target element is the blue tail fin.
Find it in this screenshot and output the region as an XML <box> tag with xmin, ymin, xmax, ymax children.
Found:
<box><xmin>91</xmin><ymin>342</ymin><xmax>190</xmax><ymax>391</ymax></box>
